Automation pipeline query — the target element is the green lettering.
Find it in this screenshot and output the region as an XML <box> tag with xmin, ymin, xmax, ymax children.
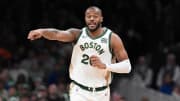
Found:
<box><xmin>94</xmin><ymin>43</ymin><xmax>97</xmax><ymax>48</ymax></box>
<box><xmin>80</xmin><ymin>42</ymin><xmax>105</xmax><ymax>55</ymax></box>
<box><xmin>96</xmin><ymin>45</ymin><xmax>101</xmax><ymax>51</ymax></box>
<box><xmin>84</xmin><ymin>42</ymin><xmax>89</xmax><ymax>49</ymax></box>
<box><xmin>98</xmin><ymin>49</ymin><xmax>105</xmax><ymax>55</ymax></box>
<box><xmin>80</xmin><ymin>45</ymin><xmax>85</xmax><ymax>51</ymax></box>
<box><xmin>89</xmin><ymin>42</ymin><xmax>93</xmax><ymax>48</ymax></box>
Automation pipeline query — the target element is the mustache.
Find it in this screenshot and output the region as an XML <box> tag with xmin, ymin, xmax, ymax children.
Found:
<box><xmin>86</xmin><ymin>23</ymin><xmax>101</xmax><ymax>32</ymax></box>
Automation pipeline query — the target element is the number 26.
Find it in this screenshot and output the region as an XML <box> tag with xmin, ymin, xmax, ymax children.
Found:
<box><xmin>81</xmin><ymin>54</ymin><xmax>90</xmax><ymax>64</ymax></box>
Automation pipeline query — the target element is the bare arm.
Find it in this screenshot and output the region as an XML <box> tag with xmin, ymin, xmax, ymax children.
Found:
<box><xmin>111</xmin><ymin>33</ymin><xmax>129</xmax><ymax>62</ymax></box>
<box><xmin>105</xmin><ymin>33</ymin><xmax>131</xmax><ymax>73</ymax></box>
<box><xmin>27</xmin><ymin>28</ymin><xmax>81</xmax><ymax>42</ymax></box>
<box><xmin>90</xmin><ymin>32</ymin><xmax>131</xmax><ymax>73</ymax></box>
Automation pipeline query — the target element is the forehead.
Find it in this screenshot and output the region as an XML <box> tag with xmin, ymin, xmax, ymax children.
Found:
<box><xmin>85</xmin><ymin>8</ymin><xmax>102</xmax><ymax>15</ymax></box>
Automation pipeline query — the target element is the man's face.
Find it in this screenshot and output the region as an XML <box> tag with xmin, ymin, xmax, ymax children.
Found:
<box><xmin>85</xmin><ymin>8</ymin><xmax>103</xmax><ymax>32</ymax></box>
<box><xmin>48</xmin><ymin>84</ymin><xmax>57</xmax><ymax>95</ymax></box>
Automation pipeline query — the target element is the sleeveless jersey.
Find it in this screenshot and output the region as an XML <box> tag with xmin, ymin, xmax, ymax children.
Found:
<box><xmin>70</xmin><ymin>27</ymin><xmax>113</xmax><ymax>87</ymax></box>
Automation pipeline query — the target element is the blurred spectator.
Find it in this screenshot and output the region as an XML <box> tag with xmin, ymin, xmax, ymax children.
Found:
<box><xmin>157</xmin><ymin>53</ymin><xmax>180</xmax><ymax>88</ymax></box>
<box><xmin>0</xmin><ymin>79</ymin><xmax>8</xmax><ymax>101</ymax></box>
<box><xmin>36</xmin><ymin>85</ymin><xmax>48</xmax><ymax>101</ymax></box>
<box><xmin>159</xmin><ymin>71</ymin><xmax>175</xmax><ymax>95</ymax></box>
<box><xmin>19</xmin><ymin>94</ymin><xmax>30</xmax><ymax>101</ymax></box>
<box><xmin>0</xmin><ymin>68</ymin><xmax>9</xmax><ymax>90</ymax></box>
<box><xmin>172</xmin><ymin>83</ymin><xmax>180</xmax><ymax>100</ymax></box>
<box><xmin>57</xmin><ymin>81</ymin><xmax>69</xmax><ymax>101</ymax></box>
<box><xmin>15</xmin><ymin>74</ymin><xmax>27</xmax><ymax>86</ymax></box>
<box><xmin>111</xmin><ymin>91</ymin><xmax>126</xmax><ymax>101</ymax></box>
<box><xmin>9</xmin><ymin>65</ymin><xmax>29</xmax><ymax>83</ymax></box>
<box><xmin>141</xmin><ymin>96</ymin><xmax>149</xmax><ymax>101</ymax></box>
<box><xmin>47</xmin><ymin>84</ymin><xmax>65</xmax><ymax>101</ymax></box>
<box><xmin>30</xmin><ymin>92</ymin><xmax>37</xmax><ymax>101</ymax></box>
<box><xmin>130</xmin><ymin>55</ymin><xmax>153</xmax><ymax>87</ymax></box>
<box><xmin>47</xmin><ymin>59</ymin><xmax>67</xmax><ymax>85</ymax></box>
<box><xmin>0</xmin><ymin>97</ymin><xmax>3</xmax><ymax>101</ymax></box>
<box><xmin>28</xmin><ymin>57</ymin><xmax>44</xmax><ymax>83</ymax></box>
<box><xmin>18</xmin><ymin>50</ymin><xmax>38</xmax><ymax>71</ymax></box>
<box><xmin>38</xmin><ymin>51</ymin><xmax>56</xmax><ymax>72</ymax></box>
<box><xmin>32</xmin><ymin>77</ymin><xmax>43</xmax><ymax>90</ymax></box>
<box><xmin>8</xmin><ymin>85</ymin><xmax>19</xmax><ymax>101</ymax></box>
<box><xmin>17</xmin><ymin>83</ymin><xmax>30</xmax><ymax>97</ymax></box>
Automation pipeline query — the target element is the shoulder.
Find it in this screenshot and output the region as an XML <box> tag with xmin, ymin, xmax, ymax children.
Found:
<box><xmin>67</xmin><ymin>28</ymin><xmax>82</xmax><ymax>39</ymax></box>
<box><xmin>104</xmin><ymin>27</ymin><xmax>122</xmax><ymax>42</ymax></box>
<box><xmin>104</xmin><ymin>28</ymin><xmax>124</xmax><ymax>48</ymax></box>
<box><xmin>110</xmin><ymin>32</ymin><xmax>123</xmax><ymax>46</ymax></box>
<box><xmin>67</xmin><ymin>28</ymin><xmax>81</xmax><ymax>35</ymax></box>
<box><xmin>111</xmin><ymin>32</ymin><xmax>121</xmax><ymax>40</ymax></box>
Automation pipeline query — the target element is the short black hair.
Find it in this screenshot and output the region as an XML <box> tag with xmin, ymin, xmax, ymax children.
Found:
<box><xmin>86</xmin><ymin>6</ymin><xmax>102</xmax><ymax>15</ymax></box>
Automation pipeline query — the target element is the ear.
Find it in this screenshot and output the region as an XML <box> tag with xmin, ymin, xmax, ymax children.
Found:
<box><xmin>101</xmin><ymin>17</ymin><xmax>103</xmax><ymax>23</ymax></box>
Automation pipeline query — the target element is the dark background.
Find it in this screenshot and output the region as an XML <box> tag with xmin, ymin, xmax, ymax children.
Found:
<box><xmin>1</xmin><ymin>0</ymin><xmax>180</xmax><ymax>100</ymax></box>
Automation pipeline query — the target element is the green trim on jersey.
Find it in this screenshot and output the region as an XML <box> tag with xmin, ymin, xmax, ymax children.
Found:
<box><xmin>108</xmin><ymin>32</ymin><xmax>113</xmax><ymax>54</ymax></box>
<box><xmin>85</xmin><ymin>27</ymin><xmax>108</xmax><ymax>40</ymax></box>
<box><xmin>109</xmin><ymin>32</ymin><xmax>113</xmax><ymax>83</ymax></box>
<box><xmin>111</xmin><ymin>72</ymin><xmax>114</xmax><ymax>84</ymax></box>
<box><xmin>74</xmin><ymin>30</ymin><xmax>83</xmax><ymax>45</ymax></box>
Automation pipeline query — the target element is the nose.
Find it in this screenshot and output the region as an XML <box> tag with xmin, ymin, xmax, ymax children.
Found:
<box><xmin>90</xmin><ymin>16</ymin><xmax>94</xmax><ymax>20</ymax></box>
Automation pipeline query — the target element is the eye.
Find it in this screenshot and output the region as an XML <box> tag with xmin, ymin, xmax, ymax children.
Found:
<box><xmin>87</xmin><ymin>15</ymin><xmax>91</xmax><ymax>18</ymax></box>
<box><xmin>93</xmin><ymin>15</ymin><xmax>98</xmax><ymax>19</ymax></box>
<box><xmin>86</xmin><ymin>15</ymin><xmax>91</xmax><ymax>19</ymax></box>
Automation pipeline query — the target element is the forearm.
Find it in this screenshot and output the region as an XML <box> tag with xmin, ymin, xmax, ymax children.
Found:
<box><xmin>40</xmin><ymin>28</ymin><xmax>61</xmax><ymax>40</ymax></box>
<box><xmin>106</xmin><ymin>59</ymin><xmax>131</xmax><ymax>73</ymax></box>
<box><xmin>28</xmin><ymin>28</ymin><xmax>77</xmax><ymax>42</ymax></box>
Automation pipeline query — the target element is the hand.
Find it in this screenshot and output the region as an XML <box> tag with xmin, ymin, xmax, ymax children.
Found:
<box><xmin>90</xmin><ymin>55</ymin><xmax>106</xmax><ymax>69</ymax></box>
<box><xmin>27</xmin><ymin>29</ymin><xmax>43</xmax><ymax>40</ymax></box>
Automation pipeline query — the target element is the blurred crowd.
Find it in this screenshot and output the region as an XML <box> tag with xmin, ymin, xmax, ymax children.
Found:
<box><xmin>1</xmin><ymin>0</ymin><xmax>180</xmax><ymax>101</ymax></box>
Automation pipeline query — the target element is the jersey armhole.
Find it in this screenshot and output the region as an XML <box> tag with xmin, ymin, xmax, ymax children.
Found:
<box><xmin>108</xmin><ymin>32</ymin><xmax>113</xmax><ymax>55</ymax></box>
<box><xmin>73</xmin><ymin>30</ymin><xmax>83</xmax><ymax>45</ymax></box>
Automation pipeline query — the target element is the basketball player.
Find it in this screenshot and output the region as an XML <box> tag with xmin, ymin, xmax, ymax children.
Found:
<box><xmin>27</xmin><ymin>6</ymin><xmax>131</xmax><ymax>101</ymax></box>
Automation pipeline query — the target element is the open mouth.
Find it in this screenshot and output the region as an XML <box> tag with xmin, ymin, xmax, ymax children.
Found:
<box><xmin>88</xmin><ymin>23</ymin><xmax>96</xmax><ymax>28</ymax></box>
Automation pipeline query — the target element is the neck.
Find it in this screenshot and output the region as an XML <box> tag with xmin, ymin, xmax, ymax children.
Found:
<box><xmin>89</xmin><ymin>27</ymin><xmax>103</xmax><ymax>38</ymax></box>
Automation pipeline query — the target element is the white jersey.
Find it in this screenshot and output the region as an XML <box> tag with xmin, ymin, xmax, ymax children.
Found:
<box><xmin>70</xmin><ymin>27</ymin><xmax>113</xmax><ymax>87</ymax></box>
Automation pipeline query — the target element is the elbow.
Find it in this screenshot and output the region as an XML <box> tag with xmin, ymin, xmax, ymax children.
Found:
<box><xmin>126</xmin><ymin>64</ymin><xmax>131</xmax><ymax>73</ymax></box>
<box><xmin>106</xmin><ymin>59</ymin><xmax>132</xmax><ymax>74</ymax></box>
<box><xmin>122</xmin><ymin>59</ymin><xmax>132</xmax><ymax>74</ymax></box>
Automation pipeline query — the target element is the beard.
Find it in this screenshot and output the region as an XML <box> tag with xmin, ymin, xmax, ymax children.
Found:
<box><xmin>87</xmin><ymin>23</ymin><xmax>101</xmax><ymax>32</ymax></box>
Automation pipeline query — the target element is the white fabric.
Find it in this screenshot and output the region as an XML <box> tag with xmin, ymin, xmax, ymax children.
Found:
<box><xmin>69</xmin><ymin>83</ymin><xmax>110</xmax><ymax>101</ymax></box>
<box><xmin>106</xmin><ymin>59</ymin><xmax>131</xmax><ymax>73</ymax></box>
<box><xmin>70</xmin><ymin>27</ymin><xmax>112</xmax><ymax>87</ymax></box>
